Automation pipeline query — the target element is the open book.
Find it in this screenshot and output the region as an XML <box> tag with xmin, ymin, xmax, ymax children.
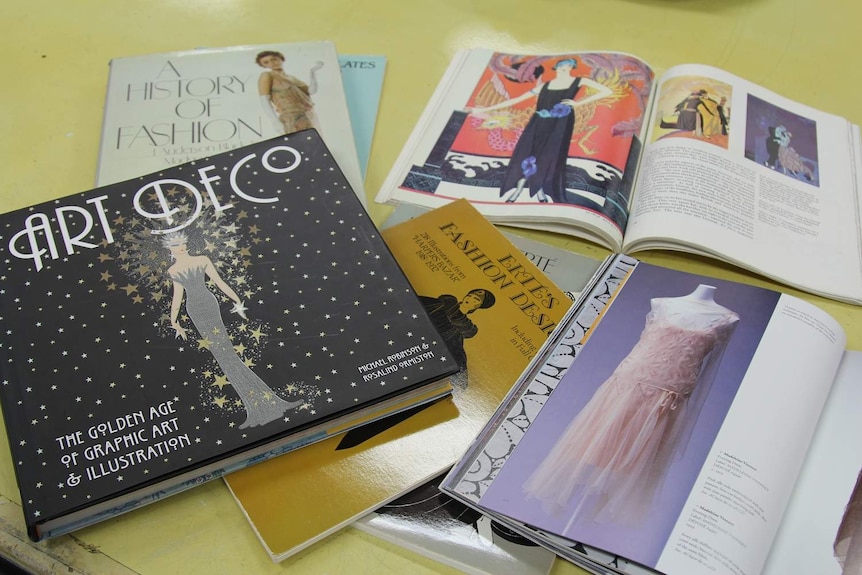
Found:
<box><xmin>441</xmin><ymin>254</ymin><xmax>862</xmax><ymax>575</ymax></box>
<box><xmin>375</xmin><ymin>48</ymin><xmax>862</xmax><ymax>304</ymax></box>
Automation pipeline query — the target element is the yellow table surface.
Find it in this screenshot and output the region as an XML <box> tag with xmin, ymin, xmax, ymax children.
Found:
<box><xmin>1</xmin><ymin>1</ymin><xmax>861</xmax><ymax>573</ymax></box>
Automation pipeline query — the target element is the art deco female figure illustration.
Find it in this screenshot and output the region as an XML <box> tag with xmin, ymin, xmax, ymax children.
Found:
<box><xmin>835</xmin><ymin>468</ymin><xmax>862</xmax><ymax>575</ymax></box>
<box><xmin>465</xmin><ymin>58</ymin><xmax>613</xmax><ymax>204</ymax></box>
<box><xmin>165</xmin><ymin>232</ymin><xmax>302</xmax><ymax>428</ymax></box>
<box><xmin>524</xmin><ymin>284</ymin><xmax>739</xmax><ymax>527</ymax></box>
<box><xmin>256</xmin><ymin>50</ymin><xmax>323</xmax><ymax>134</ymax></box>
<box><xmin>773</xmin><ymin>125</ymin><xmax>815</xmax><ymax>180</ymax></box>
<box><xmin>673</xmin><ymin>89</ymin><xmax>707</xmax><ymax>135</ymax></box>
<box><xmin>419</xmin><ymin>288</ymin><xmax>496</xmax><ymax>388</ymax></box>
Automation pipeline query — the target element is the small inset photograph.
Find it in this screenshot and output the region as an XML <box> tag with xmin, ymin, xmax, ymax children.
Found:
<box><xmin>744</xmin><ymin>94</ymin><xmax>819</xmax><ymax>186</ymax></box>
<box><xmin>652</xmin><ymin>75</ymin><xmax>732</xmax><ymax>149</ymax></box>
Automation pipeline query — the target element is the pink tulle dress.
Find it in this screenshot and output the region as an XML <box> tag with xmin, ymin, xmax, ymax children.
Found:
<box><xmin>524</xmin><ymin>286</ymin><xmax>739</xmax><ymax>527</ymax></box>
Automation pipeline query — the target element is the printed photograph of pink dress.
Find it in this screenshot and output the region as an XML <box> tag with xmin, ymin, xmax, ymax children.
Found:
<box><xmin>524</xmin><ymin>284</ymin><xmax>739</xmax><ymax>526</ymax></box>
<box><xmin>475</xmin><ymin>262</ymin><xmax>781</xmax><ymax>568</ymax></box>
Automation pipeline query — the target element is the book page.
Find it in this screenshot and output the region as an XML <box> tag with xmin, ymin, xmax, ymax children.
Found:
<box><xmin>760</xmin><ymin>350</ymin><xmax>862</xmax><ymax>575</ymax></box>
<box><xmin>655</xmin><ymin>295</ymin><xmax>845</xmax><ymax>575</ymax></box>
<box><xmin>375</xmin><ymin>48</ymin><xmax>655</xmax><ymax>251</ymax></box>
<box><xmin>444</xmin><ymin>258</ymin><xmax>846</xmax><ymax>575</ymax></box>
<box><xmin>624</xmin><ymin>63</ymin><xmax>862</xmax><ymax>303</ymax></box>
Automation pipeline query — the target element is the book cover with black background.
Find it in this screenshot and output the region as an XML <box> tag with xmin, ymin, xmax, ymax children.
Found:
<box><xmin>0</xmin><ymin>130</ymin><xmax>457</xmax><ymax>540</ymax></box>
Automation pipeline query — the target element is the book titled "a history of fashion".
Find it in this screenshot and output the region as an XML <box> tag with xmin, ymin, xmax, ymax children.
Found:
<box><xmin>224</xmin><ymin>199</ymin><xmax>582</xmax><ymax>562</ymax></box>
<box><xmin>441</xmin><ymin>253</ymin><xmax>862</xmax><ymax>575</ymax></box>
<box><xmin>0</xmin><ymin>130</ymin><xmax>458</xmax><ymax>542</ymax></box>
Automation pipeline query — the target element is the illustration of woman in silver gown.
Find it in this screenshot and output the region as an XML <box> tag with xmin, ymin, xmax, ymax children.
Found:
<box><xmin>524</xmin><ymin>284</ymin><xmax>739</xmax><ymax>527</ymax></box>
<box><xmin>165</xmin><ymin>232</ymin><xmax>302</xmax><ymax>429</ymax></box>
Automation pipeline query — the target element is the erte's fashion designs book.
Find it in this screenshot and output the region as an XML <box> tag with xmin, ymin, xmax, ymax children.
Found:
<box><xmin>224</xmin><ymin>199</ymin><xmax>583</xmax><ymax>562</ymax></box>
<box><xmin>0</xmin><ymin>131</ymin><xmax>457</xmax><ymax>542</ymax></box>
<box><xmin>442</xmin><ymin>254</ymin><xmax>859</xmax><ymax>575</ymax></box>
<box><xmin>96</xmin><ymin>41</ymin><xmax>366</xmax><ymax>203</ymax></box>
<box><xmin>376</xmin><ymin>48</ymin><xmax>862</xmax><ymax>304</ymax></box>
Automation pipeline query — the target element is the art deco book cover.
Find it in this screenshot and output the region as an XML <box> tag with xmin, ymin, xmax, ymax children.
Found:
<box><xmin>0</xmin><ymin>130</ymin><xmax>457</xmax><ymax>541</ymax></box>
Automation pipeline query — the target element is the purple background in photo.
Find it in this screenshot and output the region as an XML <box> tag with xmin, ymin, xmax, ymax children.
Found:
<box><xmin>479</xmin><ymin>263</ymin><xmax>781</xmax><ymax>568</ymax></box>
<box><xmin>744</xmin><ymin>93</ymin><xmax>819</xmax><ymax>186</ymax></box>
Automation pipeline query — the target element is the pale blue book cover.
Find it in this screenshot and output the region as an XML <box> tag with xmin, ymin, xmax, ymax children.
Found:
<box><xmin>338</xmin><ymin>55</ymin><xmax>386</xmax><ymax>180</ymax></box>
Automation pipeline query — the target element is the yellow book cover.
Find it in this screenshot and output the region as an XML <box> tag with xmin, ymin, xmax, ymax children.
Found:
<box><xmin>225</xmin><ymin>199</ymin><xmax>573</xmax><ymax>561</ymax></box>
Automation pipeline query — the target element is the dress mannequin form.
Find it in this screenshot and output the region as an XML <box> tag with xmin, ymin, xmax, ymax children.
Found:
<box><xmin>524</xmin><ymin>285</ymin><xmax>739</xmax><ymax>527</ymax></box>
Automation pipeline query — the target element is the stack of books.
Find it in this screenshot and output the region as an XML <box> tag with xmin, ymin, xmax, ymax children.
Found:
<box><xmin>2</xmin><ymin>42</ymin><xmax>862</xmax><ymax>575</ymax></box>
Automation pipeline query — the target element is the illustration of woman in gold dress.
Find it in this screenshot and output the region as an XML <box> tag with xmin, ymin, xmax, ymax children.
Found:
<box><xmin>524</xmin><ymin>284</ymin><xmax>739</xmax><ymax>527</ymax></box>
<box><xmin>256</xmin><ymin>50</ymin><xmax>323</xmax><ymax>134</ymax></box>
<box><xmin>165</xmin><ymin>232</ymin><xmax>302</xmax><ymax>429</ymax></box>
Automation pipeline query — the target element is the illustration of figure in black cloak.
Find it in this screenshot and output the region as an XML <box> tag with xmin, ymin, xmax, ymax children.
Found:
<box><xmin>465</xmin><ymin>58</ymin><xmax>613</xmax><ymax>204</ymax></box>
<box><xmin>717</xmin><ymin>97</ymin><xmax>729</xmax><ymax>135</ymax></box>
<box><xmin>165</xmin><ymin>232</ymin><xmax>302</xmax><ymax>428</ymax></box>
<box><xmin>419</xmin><ymin>289</ymin><xmax>496</xmax><ymax>387</ymax></box>
<box><xmin>674</xmin><ymin>89</ymin><xmax>713</xmax><ymax>136</ymax></box>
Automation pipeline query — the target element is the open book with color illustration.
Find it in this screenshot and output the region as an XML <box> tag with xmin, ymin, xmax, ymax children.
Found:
<box><xmin>441</xmin><ymin>254</ymin><xmax>862</xmax><ymax>575</ymax></box>
<box><xmin>376</xmin><ymin>48</ymin><xmax>862</xmax><ymax>304</ymax></box>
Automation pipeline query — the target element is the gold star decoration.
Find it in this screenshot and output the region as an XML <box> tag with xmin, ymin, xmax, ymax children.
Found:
<box><xmin>211</xmin><ymin>375</ymin><xmax>230</xmax><ymax>389</ymax></box>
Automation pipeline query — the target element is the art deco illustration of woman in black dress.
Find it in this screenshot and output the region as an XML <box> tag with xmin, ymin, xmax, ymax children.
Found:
<box><xmin>465</xmin><ymin>58</ymin><xmax>613</xmax><ymax>204</ymax></box>
<box><xmin>419</xmin><ymin>288</ymin><xmax>496</xmax><ymax>388</ymax></box>
<box><xmin>165</xmin><ymin>232</ymin><xmax>302</xmax><ymax>429</ymax></box>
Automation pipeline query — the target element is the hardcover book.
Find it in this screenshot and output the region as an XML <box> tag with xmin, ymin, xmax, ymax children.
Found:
<box><xmin>0</xmin><ymin>131</ymin><xmax>458</xmax><ymax>542</ymax></box>
<box><xmin>442</xmin><ymin>254</ymin><xmax>861</xmax><ymax>575</ymax></box>
<box><xmin>224</xmin><ymin>199</ymin><xmax>583</xmax><ymax>561</ymax></box>
<box><xmin>95</xmin><ymin>41</ymin><xmax>366</xmax><ymax>203</ymax></box>
<box><xmin>376</xmin><ymin>48</ymin><xmax>862</xmax><ymax>304</ymax></box>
